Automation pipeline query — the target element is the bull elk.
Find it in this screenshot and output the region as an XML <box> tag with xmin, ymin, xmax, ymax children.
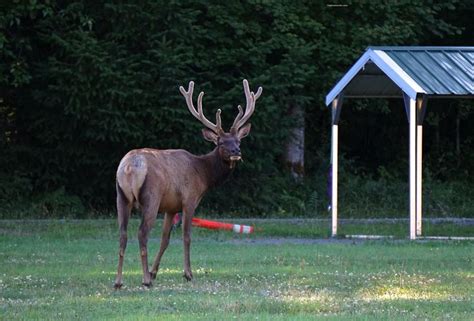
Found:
<box><xmin>114</xmin><ymin>79</ymin><xmax>262</xmax><ymax>288</ymax></box>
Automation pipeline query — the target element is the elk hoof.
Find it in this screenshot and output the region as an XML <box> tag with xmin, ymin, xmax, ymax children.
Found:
<box><xmin>142</xmin><ymin>282</ymin><xmax>152</xmax><ymax>288</ymax></box>
<box><xmin>114</xmin><ymin>283</ymin><xmax>123</xmax><ymax>290</ymax></box>
<box><xmin>183</xmin><ymin>272</ymin><xmax>193</xmax><ymax>281</ymax></box>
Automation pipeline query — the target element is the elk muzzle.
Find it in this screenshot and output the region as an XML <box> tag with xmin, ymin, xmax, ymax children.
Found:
<box><xmin>229</xmin><ymin>155</ymin><xmax>242</xmax><ymax>169</ymax></box>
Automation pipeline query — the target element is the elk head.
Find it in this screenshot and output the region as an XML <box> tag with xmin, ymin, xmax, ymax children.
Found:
<box><xmin>179</xmin><ymin>79</ymin><xmax>262</xmax><ymax>168</ymax></box>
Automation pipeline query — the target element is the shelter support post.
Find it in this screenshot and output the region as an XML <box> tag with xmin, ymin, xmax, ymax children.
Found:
<box><xmin>404</xmin><ymin>94</ymin><xmax>427</xmax><ymax>240</ymax></box>
<box><xmin>331</xmin><ymin>124</ymin><xmax>338</xmax><ymax>237</ymax></box>
<box><xmin>409</xmin><ymin>99</ymin><xmax>417</xmax><ymax>240</ymax></box>
<box><xmin>404</xmin><ymin>94</ymin><xmax>417</xmax><ymax>239</ymax></box>
<box><xmin>331</xmin><ymin>95</ymin><xmax>343</xmax><ymax>237</ymax></box>
<box><xmin>416</xmin><ymin>95</ymin><xmax>427</xmax><ymax>236</ymax></box>
<box><xmin>416</xmin><ymin>124</ymin><xmax>422</xmax><ymax>236</ymax></box>
<box><xmin>409</xmin><ymin>97</ymin><xmax>417</xmax><ymax>240</ymax></box>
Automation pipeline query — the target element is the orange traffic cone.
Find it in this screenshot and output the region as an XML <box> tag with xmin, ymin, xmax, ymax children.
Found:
<box><xmin>171</xmin><ymin>214</ymin><xmax>254</xmax><ymax>234</ymax></box>
<box><xmin>192</xmin><ymin>217</ymin><xmax>254</xmax><ymax>234</ymax></box>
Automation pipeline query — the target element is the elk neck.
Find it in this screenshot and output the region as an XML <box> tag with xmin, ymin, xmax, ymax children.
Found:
<box><xmin>197</xmin><ymin>147</ymin><xmax>234</xmax><ymax>188</ymax></box>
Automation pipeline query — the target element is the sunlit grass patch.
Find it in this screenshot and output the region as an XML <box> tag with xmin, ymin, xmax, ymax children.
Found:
<box><xmin>358</xmin><ymin>283</ymin><xmax>450</xmax><ymax>302</ymax></box>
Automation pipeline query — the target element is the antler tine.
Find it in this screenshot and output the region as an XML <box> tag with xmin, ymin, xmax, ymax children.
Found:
<box><xmin>230</xmin><ymin>105</ymin><xmax>244</xmax><ymax>131</ymax></box>
<box><xmin>230</xmin><ymin>79</ymin><xmax>262</xmax><ymax>133</ymax></box>
<box><xmin>216</xmin><ymin>109</ymin><xmax>222</xmax><ymax>133</ymax></box>
<box><xmin>179</xmin><ymin>81</ymin><xmax>223</xmax><ymax>134</ymax></box>
<box><xmin>179</xmin><ymin>81</ymin><xmax>199</xmax><ymax>119</ymax></box>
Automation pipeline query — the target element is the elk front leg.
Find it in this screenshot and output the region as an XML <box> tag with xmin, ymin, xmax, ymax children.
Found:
<box><xmin>182</xmin><ymin>205</ymin><xmax>195</xmax><ymax>281</ymax></box>
<box><xmin>150</xmin><ymin>212</ymin><xmax>175</xmax><ymax>280</ymax></box>
<box><xmin>138</xmin><ymin>201</ymin><xmax>159</xmax><ymax>287</ymax></box>
<box><xmin>114</xmin><ymin>188</ymin><xmax>132</xmax><ymax>289</ymax></box>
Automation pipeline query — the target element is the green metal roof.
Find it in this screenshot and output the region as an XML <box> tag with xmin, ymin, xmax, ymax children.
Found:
<box><xmin>371</xmin><ymin>46</ymin><xmax>473</xmax><ymax>96</ymax></box>
<box><xmin>326</xmin><ymin>46</ymin><xmax>474</xmax><ymax>105</ymax></box>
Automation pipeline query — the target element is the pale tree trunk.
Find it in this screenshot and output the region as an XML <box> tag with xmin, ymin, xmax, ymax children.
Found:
<box><xmin>284</xmin><ymin>104</ymin><xmax>305</xmax><ymax>181</ymax></box>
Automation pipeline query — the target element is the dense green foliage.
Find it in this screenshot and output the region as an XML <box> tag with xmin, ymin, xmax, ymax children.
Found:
<box><xmin>1</xmin><ymin>1</ymin><xmax>473</xmax><ymax>217</ymax></box>
<box><xmin>1</xmin><ymin>220</ymin><xmax>473</xmax><ymax>320</ymax></box>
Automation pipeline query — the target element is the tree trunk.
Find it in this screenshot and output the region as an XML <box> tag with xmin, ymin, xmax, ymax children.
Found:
<box><xmin>284</xmin><ymin>104</ymin><xmax>305</xmax><ymax>181</ymax></box>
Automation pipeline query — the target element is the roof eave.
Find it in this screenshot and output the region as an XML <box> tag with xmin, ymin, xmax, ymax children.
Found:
<box><xmin>325</xmin><ymin>50</ymin><xmax>373</xmax><ymax>106</ymax></box>
<box><xmin>325</xmin><ymin>49</ymin><xmax>427</xmax><ymax>106</ymax></box>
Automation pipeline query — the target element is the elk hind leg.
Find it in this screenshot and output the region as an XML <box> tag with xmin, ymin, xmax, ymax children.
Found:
<box><xmin>114</xmin><ymin>186</ymin><xmax>132</xmax><ymax>289</ymax></box>
<box><xmin>138</xmin><ymin>198</ymin><xmax>159</xmax><ymax>287</ymax></box>
<box><xmin>150</xmin><ymin>212</ymin><xmax>175</xmax><ymax>280</ymax></box>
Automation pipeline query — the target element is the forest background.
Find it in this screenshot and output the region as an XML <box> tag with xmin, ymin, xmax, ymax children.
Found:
<box><xmin>1</xmin><ymin>0</ymin><xmax>473</xmax><ymax>219</ymax></box>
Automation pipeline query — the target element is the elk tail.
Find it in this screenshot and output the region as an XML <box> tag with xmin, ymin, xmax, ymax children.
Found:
<box><xmin>116</xmin><ymin>154</ymin><xmax>148</xmax><ymax>208</ymax></box>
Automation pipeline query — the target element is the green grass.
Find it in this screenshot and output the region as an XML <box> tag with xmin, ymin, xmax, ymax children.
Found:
<box><xmin>0</xmin><ymin>219</ymin><xmax>473</xmax><ymax>320</ymax></box>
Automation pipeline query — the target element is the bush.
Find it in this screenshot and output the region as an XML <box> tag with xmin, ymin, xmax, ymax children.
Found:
<box><xmin>29</xmin><ymin>187</ymin><xmax>86</xmax><ymax>219</ymax></box>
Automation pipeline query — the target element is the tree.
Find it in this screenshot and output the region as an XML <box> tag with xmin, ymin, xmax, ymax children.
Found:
<box><xmin>0</xmin><ymin>0</ymin><xmax>468</xmax><ymax>217</ymax></box>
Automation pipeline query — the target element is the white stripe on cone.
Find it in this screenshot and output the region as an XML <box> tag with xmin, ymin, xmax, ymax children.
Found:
<box><xmin>232</xmin><ymin>224</ymin><xmax>253</xmax><ymax>234</ymax></box>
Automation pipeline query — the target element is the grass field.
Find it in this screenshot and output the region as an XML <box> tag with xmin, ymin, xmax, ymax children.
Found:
<box><xmin>0</xmin><ymin>219</ymin><xmax>473</xmax><ymax>320</ymax></box>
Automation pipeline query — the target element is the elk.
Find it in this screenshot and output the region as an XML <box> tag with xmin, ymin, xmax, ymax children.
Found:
<box><xmin>114</xmin><ymin>79</ymin><xmax>262</xmax><ymax>288</ymax></box>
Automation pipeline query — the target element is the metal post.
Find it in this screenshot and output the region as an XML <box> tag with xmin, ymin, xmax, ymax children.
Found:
<box><xmin>416</xmin><ymin>124</ymin><xmax>423</xmax><ymax>236</ymax></box>
<box><xmin>415</xmin><ymin>95</ymin><xmax>427</xmax><ymax>236</ymax></box>
<box><xmin>409</xmin><ymin>97</ymin><xmax>417</xmax><ymax>240</ymax></box>
<box><xmin>331</xmin><ymin>123</ymin><xmax>338</xmax><ymax>237</ymax></box>
<box><xmin>331</xmin><ymin>96</ymin><xmax>342</xmax><ymax>237</ymax></box>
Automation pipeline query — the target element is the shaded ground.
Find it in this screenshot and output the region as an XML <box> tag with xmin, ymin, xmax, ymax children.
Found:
<box><xmin>238</xmin><ymin>217</ymin><xmax>474</xmax><ymax>225</ymax></box>
<box><xmin>228</xmin><ymin>237</ymin><xmax>367</xmax><ymax>245</ymax></box>
<box><xmin>2</xmin><ymin>217</ymin><xmax>472</xmax><ymax>240</ymax></box>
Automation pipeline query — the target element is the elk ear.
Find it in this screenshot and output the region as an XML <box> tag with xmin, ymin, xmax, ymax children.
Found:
<box><xmin>202</xmin><ymin>128</ymin><xmax>219</xmax><ymax>145</ymax></box>
<box><xmin>237</xmin><ymin>123</ymin><xmax>251</xmax><ymax>139</ymax></box>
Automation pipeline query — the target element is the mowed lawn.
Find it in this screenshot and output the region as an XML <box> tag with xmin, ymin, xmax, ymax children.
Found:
<box><xmin>0</xmin><ymin>219</ymin><xmax>472</xmax><ymax>320</ymax></box>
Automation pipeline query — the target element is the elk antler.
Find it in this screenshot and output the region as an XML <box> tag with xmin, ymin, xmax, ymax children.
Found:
<box><xmin>179</xmin><ymin>81</ymin><xmax>224</xmax><ymax>135</ymax></box>
<box><xmin>230</xmin><ymin>79</ymin><xmax>262</xmax><ymax>134</ymax></box>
